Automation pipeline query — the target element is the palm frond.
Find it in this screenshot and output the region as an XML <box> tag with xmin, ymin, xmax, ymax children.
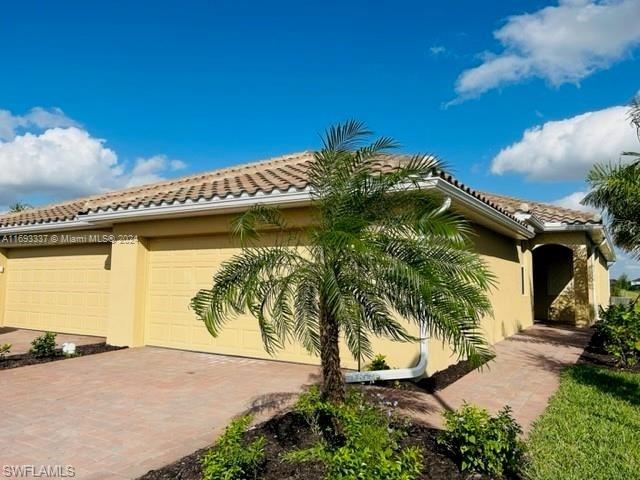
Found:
<box><xmin>630</xmin><ymin>95</ymin><xmax>640</xmax><ymax>141</ymax></box>
<box><xmin>320</xmin><ymin>120</ymin><xmax>371</xmax><ymax>153</ymax></box>
<box><xmin>232</xmin><ymin>204</ymin><xmax>290</xmax><ymax>246</ymax></box>
<box><xmin>190</xmin><ymin>246</ymin><xmax>306</xmax><ymax>352</ymax></box>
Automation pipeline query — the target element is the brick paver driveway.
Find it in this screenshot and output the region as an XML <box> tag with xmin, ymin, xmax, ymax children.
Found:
<box><xmin>0</xmin><ymin>347</ymin><xmax>317</xmax><ymax>479</ymax></box>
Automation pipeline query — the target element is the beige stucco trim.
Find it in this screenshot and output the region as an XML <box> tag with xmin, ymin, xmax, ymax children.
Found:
<box><xmin>106</xmin><ymin>227</ymin><xmax>149</xmax><ymax>347</ymax></box>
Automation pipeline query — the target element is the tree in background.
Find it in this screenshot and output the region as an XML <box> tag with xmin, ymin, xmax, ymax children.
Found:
<box><xmin>611</xmin><ymin>274</ymin><xmax>631</xmax><ymax>296</ymax></box>
<box><xmin>191</xmin><ymin>121</ymin><xmax>494</xmax><ymax>403</ymax></box>
<box><xmin>584</xmin><ymin>96</ymin><xmax>640</xmax><ymax>260</ymax></box>
<box><xmin>8</xmin><ymin>202</ymin><xmax>32</xmax><ymax>213</ymax></box>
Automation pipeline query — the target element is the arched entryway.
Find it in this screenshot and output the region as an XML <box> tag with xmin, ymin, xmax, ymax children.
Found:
<box><xmin>532</xmin><ymin>244</ymin><xmax>575</xmax><ymax>323</ymax></box>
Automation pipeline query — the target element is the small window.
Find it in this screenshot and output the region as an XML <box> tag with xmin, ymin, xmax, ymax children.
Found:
<box><xmin>521</xmin><ymin>266</ymin><xmax>526</xmax><ymax>295</ymax></box>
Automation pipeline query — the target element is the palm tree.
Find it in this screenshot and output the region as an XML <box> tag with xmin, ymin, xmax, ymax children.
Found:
<box><xmin>584</xmin><ymin>96</ymin><xmax>640</xmax><ymax>259</ymax></box>
<box><xmin>630</xmin><ymin>96</ymin><xmax>640</xmax><ymax>146</ymax></box>
<box><xmin>191</xmin><ymin>121</ymin><xmax>494</xmax><ymax>403</ymax></box>
<box><xmin>8</xmin><ymin>202</ymin><xmax>32</xmax><ymax>213</ymax></box>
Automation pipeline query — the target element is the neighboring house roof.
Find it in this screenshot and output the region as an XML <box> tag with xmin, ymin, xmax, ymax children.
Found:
<box><xmin>0</xmin><ymin>151</ymin><xmax>600</xmax><ymax>232</ymax></box>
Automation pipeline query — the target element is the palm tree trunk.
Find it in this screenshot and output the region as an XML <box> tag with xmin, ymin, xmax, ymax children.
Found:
<box><xmin>319</xmin><ymin>301</ymin><xmax>345</xmax><ymax>403</ymax></box>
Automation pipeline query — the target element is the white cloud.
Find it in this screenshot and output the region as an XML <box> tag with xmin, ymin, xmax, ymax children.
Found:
<box><xmin>453</xmin><ymin>0</ymin><xmax>640</xmax><ymax>101</ymax></box>
<box><xmin>0</xmin><ymin>107</ymin><xmax>78</xmax><ymax>141</ymax></box>
<box><xmin>170</xmin><ymin>159</ymin><xmax>187</xmax><ymax>170</ymax></box>
<box><xmin>429</xmin><ymin>45</ymin><xmax>447</xmax><ymax>56</ymax></box>
<box><xmin>0</xmin><ymin>108</ymin><xmax>188</xmax><ymax>206</ymax></box>
<box><xmin>552</xmin><ymin>191</ymin><xmax>597</xmax><ymax>212</ymax></box>
<box><xmin>491</xmin><ymin>105</ymin><xmax>638</xmax><ymax>180</ymax></box>
<box><xmin>126</xmin><ymin>155</ymin><xmax>187</xmax><ymax>187</ymax></box>
<box><xmin>0</xmin><ymin>127</ymin><xmax>120</xmax><ymax>204</ymax></box>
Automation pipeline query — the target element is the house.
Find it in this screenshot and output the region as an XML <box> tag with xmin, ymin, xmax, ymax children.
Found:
<box><xmin>0</xmin><ymin>152</ymin><xmax>614</xmax><ymax>374</ymax></box>
<box><xmin>631</xmin><ymin>278</ymin><xmax>640</xmax><ymax>288</ymax></box>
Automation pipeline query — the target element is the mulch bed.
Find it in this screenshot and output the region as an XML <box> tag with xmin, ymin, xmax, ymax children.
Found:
<box><xmin>138</xmin><ymin>409</ymin><xmax>513</xmax><ymax>480</ymax></box>
<box><xmin>139</xmin><ymin>355</ymin><xmax>507</xmax><ymax>480</ymax></box>
<box><xmin>0</xmin><ymin>343</ymin><xmax>126</xmax><ymax>370</ymax></box>
<box><xmin>376</xmin><ymin>354</ymin><xmax>494</xmax><ymax>394</ymax></box>
<box><xmin>578</xmin><ymin>328</ymin><xmax>640</xmax><ymax>372</ymax></box>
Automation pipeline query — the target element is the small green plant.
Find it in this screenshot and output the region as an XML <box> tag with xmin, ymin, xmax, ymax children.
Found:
<box><xmin>201</xmin><ymin>414</ymin><xmax>265</xmax><ymax>480</ymax></box>
<box><xmin>595</xmin><ymin>304</ymin><xmax>640</xmax><ymax>367</ymax></box>
<box><xmin>0</xmin><ymin>343</ymin><xmax>11</xmax><ymax>359</ymax></box>
<box><xmin>366</xmin><ymin>353</ymin><xmax>391</xmax><ymax>371</ymax></box>
<box><xmin>29</xmin><ymin>332</ymin><xmax>58</xmax><ymax>358</ymax></box>
<box><xmin>285</xmin><ymin>387</ymin><xmax>422</xmax><ymax>480</ymax></box>
<box><xmin>439</xmin><ymin>402</ymin><xmax>525</xmax><ymax>477</ymax></box>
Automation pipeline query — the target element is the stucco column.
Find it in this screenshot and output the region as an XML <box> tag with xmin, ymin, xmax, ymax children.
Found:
<box><xmin>571</xmin><ymin>245</ymin><xmax>591</xmax><ymax>327</ymax></box>
<box><xmin>0</xmin><ymin>249</ymin><xmax>7</xmax><ymax>327</ymax></box>
<box><xmin>106</xmin><ymin>229</ymin><xmax>149</xmax><ymax>346</ymax></box>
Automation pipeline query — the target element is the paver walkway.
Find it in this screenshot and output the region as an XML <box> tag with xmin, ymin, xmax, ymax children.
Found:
<box><xmin>0</xmin><ymin>347</ymin><xmax>317</xmax><ymax>479</ymax></box>
<box><xmin>0</xmin><ymin>323</ymin><xmax>588</xmax><ymax>478</ymax></box>
<box><xmin>377</xmin><ymin>323</ymin><xmax>591</xmax><ymax>434</ymax></box>
<box><xmin>0</xmin><ymin>327</ymin><xmax>104</xmax><ymax>355</ymax></box>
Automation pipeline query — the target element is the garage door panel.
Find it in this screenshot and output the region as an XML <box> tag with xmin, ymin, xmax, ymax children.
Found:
<box><xmin>4</xmin><ymin>245</ymin><xmax>110</xmax><ymax>336</ymax></box>
<box><xmin>145</xmin><ymin>236</ymin><xmax>320</xmax><ymax>365</ymax></box>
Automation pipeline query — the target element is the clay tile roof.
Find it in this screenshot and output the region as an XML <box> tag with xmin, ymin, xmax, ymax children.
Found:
<box><xmin>0</xmin><ymin>200</ymin><xmax>88</xmax><ymax>228</ymax></box>
<box><xmin>0</xmin><ymin>152</ymin><xmax>315</xmax><ymax>228</ymax></box>
<box><xmin>480</xmin><ymin>192</ymin><xmax>601</xmax><ymax>225</ymax></box>
<box><xmin>0</xmin><ymin>151</ymin><xmax>597</xmax><ymax>228</ymax></box>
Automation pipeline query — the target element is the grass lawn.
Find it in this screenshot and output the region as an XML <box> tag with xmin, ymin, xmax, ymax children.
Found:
<box><xmin>618</xmin><ymin>289</ymin><xmax>640</xmax><ymax>298</ymax></box>
<box><xmin>525</xmin><ymin>364</ymin><xmax>640</xmax><ymax>480</ymax></box>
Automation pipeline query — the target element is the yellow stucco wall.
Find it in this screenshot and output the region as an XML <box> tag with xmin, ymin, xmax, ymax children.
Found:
<box><xmin>106</xmin><ymin>226</ymin><xmax>149</xmax><ymax>346</ymax></box>
<box><xmin>120</xmin><ymin>213</ymin><xmax>530</xmax><ymax>372</ymax></box>
<box><xmin>0</xmin><ymin>209</ymin><xmax>610</xmax><ymax>375</ymax></box>
<box><xmin>593</xmin><ymin>249</ymin><xmax>611</xmax><ymax>315</ymax></box>
<box><xmin>426</xmin><ymin>225</ymin><xmax>534</xmax><ymax>374</ymax></box>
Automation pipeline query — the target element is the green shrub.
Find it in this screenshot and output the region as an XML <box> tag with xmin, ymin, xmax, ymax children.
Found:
<box><xmin>29</xmin><ymin>332</ymin><xmax>58</xmax><ymax>358</ymax></box>
<box><xmin>595</xmin><ymin>304</ymin><xmax>640</xmax><ymax>367</ymax></box>
<box><xmin>286</xmin><ymin>387</ymin><xmax>422</xmax><ymax>480</ymax></box>
<box><xmin>366</xmin><ymin>354</ymin><xmax>391</xmax><ymax>371</ymax></box>
<box><xmin>0</xmin><ymin>343</ymin><xmax>11</xmax><ymax>359</ymax></box>
<box><xmin>201</xmin><ymin>414</ymin><xmax>265</xmax><ymax>480</ymax></box>
<box><xmin>439</xmin><ymin>402</ymin><xmax>524</xmax><ymax>477</ymax></box>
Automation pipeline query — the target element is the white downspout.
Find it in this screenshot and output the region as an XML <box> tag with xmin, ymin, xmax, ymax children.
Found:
<box><xmin>345</xmin><ymin>324</ymin><xmax>429</xmax><ymax>383</ymax></box>
<box><xmin>345</xmin><ymin>196</ymin><xmax>451</xmax><ymax>383</ymax></box>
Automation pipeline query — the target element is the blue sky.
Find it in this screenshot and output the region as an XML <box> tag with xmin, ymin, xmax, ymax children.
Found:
<box><xmin>0</xmin><ymin>0</ymin><xmax>639</xmax><ymax>274</ymax></box>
